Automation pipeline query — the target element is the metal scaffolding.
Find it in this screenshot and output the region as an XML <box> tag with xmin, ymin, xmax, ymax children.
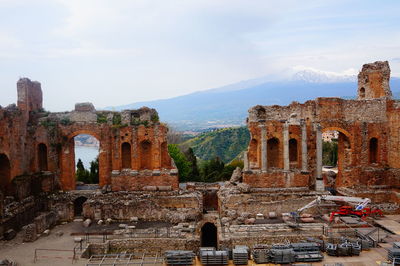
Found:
<box><xmin>86</xmin><ymin>253</ymin><xmax>163</xmax><ymax>266</ymax></box>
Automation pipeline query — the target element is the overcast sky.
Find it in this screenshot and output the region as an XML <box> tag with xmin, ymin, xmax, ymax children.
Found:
<box><xmin>0</xmin><ymin>0</ymin><xmax>399</xmax><ymax>111</ymax></box>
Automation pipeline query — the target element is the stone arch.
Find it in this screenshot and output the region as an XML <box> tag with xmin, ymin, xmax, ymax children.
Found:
<box><xmin>369</xmin><ymin>137</ymin><xmax>378</xmax><ymax>164</ymax></box>
<box><xmin>322</xmin><ymin>127</ymin><xmax>352</xmax><ymax>140</ymax></box>
<box><xmin>74</xmin><ymin>196</ymin><xmax>87</xmax><ymax>217</ymax></box>
<box><xmin>160</xmin><ymin>142</ymin><xmax>170</xmax><ymax>168</ymax></box>
<box><xmin>289</xmin><ymin>138</ymin><xmax>298</xmax><ymax>166</ymax></box>
<box><xmin>267</xmin><ymin>137</ymin><xmax>280</xmax><ymax>168</ymax></box>
<box><xmin>248</xmin><ymin>139</ymin><xmax>259</xmax><ymax>168</ymax></box>
<box><xmin>0</xmin><ymin>153</ymin><xmax>11</xmax><ymax>194</ymax></box>
<box><xmin>61</xmin><ymin>130</ymin><xmax>102</xmax><ymax>190</ymax></box>
<box><xmin>321</xmin><ymin>127</ymin><xmax>352</xmax><ymax>188</ymax></box>
<box><xmin>67</xmin><ymin>130</ymin><xmax>101</xmax><ymax>141</ymax></box>
<box><xmin>321</xmin><ymin>127</ymin><xmax>352</xmax><ymax>165</ymax></box>
<box><xmin>201</xmin><ymin>222</ymin><xmax>217</xmax><ymax>248</ymax></box>
<box><xmin>38</xmin><ymin>143</ymin><xmax>48</xmax><ymax>171</ymax></box>
<box><xmin>140</xmin><ymin>140</ymin><xmax>152</xmax><ymax>170</ymax></box>
<box><xmin>121</xmin><ymin>142</ymin><xmax>132</xmax><ymax>169</ymax></box>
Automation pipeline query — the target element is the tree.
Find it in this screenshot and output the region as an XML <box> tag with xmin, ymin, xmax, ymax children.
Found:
<box><xmin>200</xmin><ymin>157</ymin><xmax>225</xmax><ymax>182</ymax></box>
<box><xmin>184</xmin><ymin>147</ymin><xmax>200</xmax><ymax>181</ymax></box>
<box><xmin>168</xmin><ymin>144</ymin><xmax>191</xmax><ymax>181</ymax></box>
<box><xmin>89</xmin><ymin>156</ymin><xmax>99</xmax><ymax>183</ymax></box>
<box><xmin>323</xmin><ymin>140</ymin><xmax>338</xmax><ymax>166</ymax></box>
<box><xmin>76</xmin><ymin>158</ymin><xmax>90</xmax><ymax>183</ymax></box>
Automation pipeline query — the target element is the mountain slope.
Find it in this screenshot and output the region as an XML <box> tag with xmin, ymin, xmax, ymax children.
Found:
<box><xmin>182</xmin><ymin>127</ymin><xmax>250</xmax><ymax>163</ymax></box>
<box><xmin>109</xmin><ymin>72</ymin><xmax>400</xmax><ymax>130</ymax></box>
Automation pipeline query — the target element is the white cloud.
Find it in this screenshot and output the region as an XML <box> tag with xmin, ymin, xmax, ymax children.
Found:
<box><xmin>0</xmin><ymin>0</ymin><xmax>399</xmax><ymax>111</ymax></box>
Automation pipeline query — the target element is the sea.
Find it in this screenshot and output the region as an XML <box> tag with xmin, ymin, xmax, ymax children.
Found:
<box><xmin>75</xmin><ymin>146</ymin><xmax>99</xmax><ymax>169</ymax></box>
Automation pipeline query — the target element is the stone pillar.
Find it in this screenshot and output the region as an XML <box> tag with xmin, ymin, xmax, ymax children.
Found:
<box><xmin>315</xmin><ymin>123</ymin><xmax>324</xmax><ymax>191</ymax></box>
<box><xmin>243</xmin><ymin>151</ymin><xmax>249</xmax><ymax>171</ymax></box>
<box><xmin>259</xmin><ymin>125</ymin><xmax>267</xmax><ymax>172</ymax></box>
<box><xmin>283</xmin><ymin>122</ymin><xmax>289</xmax><ymax>171</ymax></box>
<box><xmin>301</xmin><ymin>120</ymin><xmax>308</xmax><ymax>172</ymax></box>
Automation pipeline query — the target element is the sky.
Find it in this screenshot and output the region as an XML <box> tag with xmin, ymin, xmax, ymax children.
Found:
<box><xmin>0</xmin><ymin>0</ymin><xmax>399</xmax><ymax>111</ymax></box>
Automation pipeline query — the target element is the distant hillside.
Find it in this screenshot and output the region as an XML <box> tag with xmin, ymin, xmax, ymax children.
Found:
<box><xmin>108</xmin><ymin>70</ymin><xmax>400</xmax><ymax>131</ymax></box>
<box><xmin>182</xmin><ymin>127</ymin><xmax>250</xmax><ymax>163</ymax></box>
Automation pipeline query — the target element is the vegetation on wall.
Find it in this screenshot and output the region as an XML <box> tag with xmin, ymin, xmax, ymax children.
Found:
<box><xmin>97</xmin><ymin>113</ymin><xmax>108</xmax><ymax>123</ymax></box>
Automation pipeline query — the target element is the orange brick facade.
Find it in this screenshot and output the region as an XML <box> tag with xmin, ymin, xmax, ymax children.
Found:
<box><xmin>0</xmin><ymin>78</ymin><xmax>178</xmax><ymax>194</ymax></box>
<box><xmin>243</xmin><ymin>61</ymin><xmax>400</xmax><ymax>193</ymax></box>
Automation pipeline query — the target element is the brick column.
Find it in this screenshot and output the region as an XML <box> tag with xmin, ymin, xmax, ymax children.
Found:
<box><xmin>259</xmin><ymin>125</ymin><xmax>267</xmax><ymax>172</ymax></box>
<box><xmin>283</xmin><ymin>122</ymin><xmax>289</xmax><ymax>171</ymax></box>
<box><xmin>243</xmin><ymin>151</ymin><xmax>249</xmax><ymax>171</ymax></box>
<box><xmin>315</xmin><ymin>123</ymin><xmax>324</xmax><ymax>191</ymax></box>
<box><xmin>301</xmin><ymin>120</ymin><xmax>308</xmax><ymax>172</ymax></box>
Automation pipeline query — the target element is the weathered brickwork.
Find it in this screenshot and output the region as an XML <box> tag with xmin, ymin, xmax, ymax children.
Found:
<box><xmin>244</xmin><ymin>61</ymin><xmax>400</xmax><ymax>194</ymax></box>
<box><xmin>0</xmin><ymin>79</ymin><xmax>178</xmax><ymax>193</ymax></box>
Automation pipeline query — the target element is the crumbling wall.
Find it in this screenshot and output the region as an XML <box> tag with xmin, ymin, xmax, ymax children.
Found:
<box><xmin>357</xmin><ymin>61</ymin><xmax>391</xmax><ymax>100</ymax></box>
<box><xmin>0</xmin><ymin>78</ymin><xmax>178</xmax><ymax>194</ymax></box>
<box><xmin>0</xmin><ymin>78</ymin><xmax>179</xmax><ymax>240</ymax></box>
<box><xmin>49</xmin><ymin>191</ymin><xmax>203</xmax><ymax>223</ymax></box>
<box><xmin>244</xmin><ymin>61</ymin><xmax>399</xmax><ymax>193</ymax></box>
<box><xmin>218</xmin><ymin>184</ymin><xmax>320</xmax><ymax>221</ymax></box>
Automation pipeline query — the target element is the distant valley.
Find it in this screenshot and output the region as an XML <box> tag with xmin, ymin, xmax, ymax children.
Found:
<box><xmin>108</xmin><ymin>70</ymin><xmax>400</xmax><ymax>131</ymax></box>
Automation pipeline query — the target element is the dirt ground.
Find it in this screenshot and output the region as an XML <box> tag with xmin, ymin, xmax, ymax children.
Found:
<box><xmin>0</xmin><ymin>221</ymin><xmax>392</xmax><ymax>266</ymax></box>
<box><xmin>0</xmin><ymin>222</ymin><xmax>87</xmax><ymax>266</ymax></box>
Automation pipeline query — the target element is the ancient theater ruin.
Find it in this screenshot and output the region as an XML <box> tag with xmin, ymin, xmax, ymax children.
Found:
<box><xmin>1</xmin><ymin>61</ymin><xmax>400</xmax><ymax>264</ymax></box>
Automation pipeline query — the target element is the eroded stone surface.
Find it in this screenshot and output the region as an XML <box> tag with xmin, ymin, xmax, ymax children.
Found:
<box><xmin>244</xmin><ymin>61</ymin><xmax>400</xmax><ymax>194</ymax></box>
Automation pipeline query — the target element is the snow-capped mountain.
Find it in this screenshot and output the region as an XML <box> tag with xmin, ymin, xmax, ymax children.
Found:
<box><xmin>108</xmin><ymin>69</ymin><xmax>399</xmax><ymax>130</ymax></box>
<box><xmin>291</xmin><ymin>69</ymin><xmax>357</xmax><ymax>83</ymax></box>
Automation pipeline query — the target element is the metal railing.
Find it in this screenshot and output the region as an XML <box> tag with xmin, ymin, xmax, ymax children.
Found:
<box><xmin>71</xmin><ymin>228</ymin><xmax>192</xmax><ymax>244</ymax></box>
<box><xmin>86</xmin><ymin>253</ymin><xmax>164</xmax><ymax>266</ymax></box>
<box><xmin>33</xmin><ymin>248</ymin><xmax>77</xmax><ymax>264</ymax></box>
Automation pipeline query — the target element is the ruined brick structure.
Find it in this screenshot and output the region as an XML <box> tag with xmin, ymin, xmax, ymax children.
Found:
<box><xmin>0</xmin><ymin>78</ymin><xmax>178</xmax><ymax>194</ymax></box>
<box><xmin>1</xmin><ymin>61</ymin><xmax>399</xmax><ymax>251</ymax></box>
<box><xmin>243</xmin><ymin>61</ymin><xmax>400</xmax><ymax>200</ymax></box>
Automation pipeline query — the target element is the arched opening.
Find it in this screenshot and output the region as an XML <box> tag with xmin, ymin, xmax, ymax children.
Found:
<box><xmin>359</xmin><ymin>87</ymin><xmax>366</xmax><ymax>99</ymax></box>
<box><xmin>322</xmin><ymin>129</ymin><xmax>351</xmax><ymax>187</ymax></box>
<box><xmin>267</xmin><ymin>138</ymin><xmax>280</xmax><ymax>168</ymax></box>
<box><xmin>322</xmin><ymin>130</ymin><xmax>338</xmax><ymax>167</ymax></box>
<box><xmin>201</xmin><ymin>223</ymin><xmax>217</xmax><ymax>248</ymax></box>
<box><xmin>289</xmin><ymin>138</ymin><xmax>298</xmax><ymax>167</ymax></box>
<box><xmin>161</xmin><ymin>142</ymin><xmax>170</xmax><ymax>168</ymax></box>
<box><xmin>248</xmin><ymin>139</ymin><xmax>259</xmax><ymax>168</ymax></box>
<box><xmin>369</xmin><ymin>138</ymin><xmax>378</xmax><ymax>164</ymax></box>
<box><xmin>140</xmin><ymin>141</ymin><xmax>152</xmax><ymax>170</ymax></box>
<box><xmin>121</xmin><ymin>142</ymin><xmax>132</xmax><ymax>169</ymax></box>
<box><xmin>74</xmin><ymin>134</ymin><xmax>100</xmax><ymax>189</ymax></box>
<box><xmin>0</xmin><ymin>154</ymin><xmax>11</xmax><ymax>194</ymax></box>
<box><xmin>38</xmin><ymin>143</ymin><xmax>48</xmax><ymax>171</ymax></box>
<box><xmin>74</xmin><ymin>196</ymin><xmax>88</xmax><ymax>217</ymax></box>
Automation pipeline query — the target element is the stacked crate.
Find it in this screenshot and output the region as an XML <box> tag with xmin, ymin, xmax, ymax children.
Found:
<box><xmin>164</xmin><ymin>250</ymin><xmax>195</xmax><ymax>266</ymax></box>
<box><xmin>291</xmin><ymin>243</ymin><xmax>323</xmax><ymax>262</ymax></box>
<box><xmin>252</xmin><ymin>245</ymin><xmax>269</xmax><ymax>264</ymax></box>
<box><xmin>269</xmin><ymin>248</ymin><xmax>295</xmax><ymax>264</ymax></box>
<box><xmin>232</xmin><ymin>246</ymin><xmax>248</xmax><ymax>265</ymax></box>
<box><xmin>199</xmin><ymin>248</ymin><xmax>228</xmax><ymax>265</ymax></box>
<box><xmin>388</xmin><ymin>247</ymin><xmax>400</xmax><ymax>265</ymax></box>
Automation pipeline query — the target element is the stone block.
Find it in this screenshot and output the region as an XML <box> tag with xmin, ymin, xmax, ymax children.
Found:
<box><xmin>75</xmin><ymin>102</ymin><xmax>95</xmax><ymax>112</ymax></box>
<box><xmin>83</xmin><ymin>219</ymin><xmax>92</xmax><ymax>228</ymax></box>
